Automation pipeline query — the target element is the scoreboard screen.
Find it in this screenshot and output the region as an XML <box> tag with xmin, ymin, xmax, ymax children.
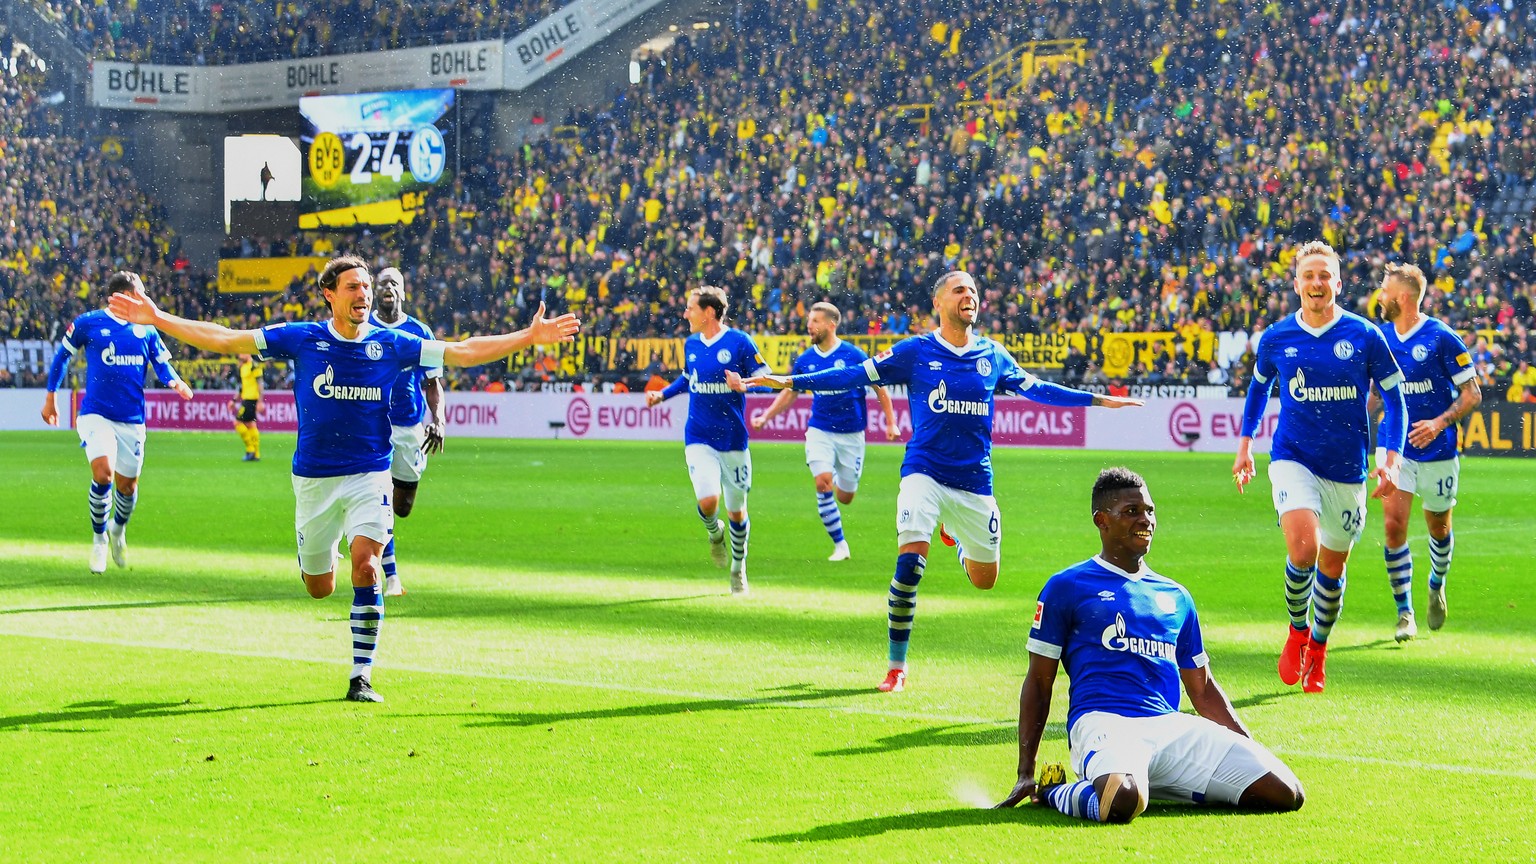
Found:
<box><xmin>299</xmin><ymin>88</ymin><xmax>454</xmax><ymax>228</ymax></box>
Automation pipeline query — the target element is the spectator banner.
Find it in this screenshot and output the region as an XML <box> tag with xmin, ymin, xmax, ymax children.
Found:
<box><xmin>143</xmin><ymin>390</ymin><xmax>299</xmax><ymax>432</ymax></box>
<box><xmin>1458</xmin><ymin>404</ymin><xmax>1536</xmax><ymax>457</ymax></box>
<box><xmin>217</xmin><ymin>257</ymin><xmax>328</xmax><ymax>293</ymax></box>
<box><xmin>1084</xmin><ymin>398</ymin><xmax>1282</xmax><ymax>454</ymax></box>
<box><xmin>91</xmin><ymin>61</ymin><xmax>210</xmax><ymax>112</ymax></box>
<box><xmin>503</xmin><ymin>0</ymin><xmax>668</xmax><ymax>90</ymax></box>
<box><xmin>0</xmin><ymin>389</ymin><xmax>69</xmax><ymax>430</ymax></box>
<box><xmin>92</xmin><ymin>42</ymin><xmax>503</xmax><ymax>113</ymax></box>
<box><xmin>1</xmin><ymin>339</ymin><xmax>53</xmax><ymax>375</ymax></box>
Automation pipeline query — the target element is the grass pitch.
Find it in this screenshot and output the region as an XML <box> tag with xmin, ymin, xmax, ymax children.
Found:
<box><xmin>1</xmin><ymin>431</ymin><xmax>1534</xmax><ymax>862</ymax></box>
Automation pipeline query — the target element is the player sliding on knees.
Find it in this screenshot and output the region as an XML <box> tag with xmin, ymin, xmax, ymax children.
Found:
<box><xmin>647</xmin><ymin>286</ymin><xmax>769</xmax><ymax>595</ymax></box>
<box><xmin>749</xmin><ymin>302</ymin><xmax>900</xmax><ymax>561</ymax></box>
<box><xmin>108</xmin><ymin>255</ymin><xmax>581</xmax><ymax>703</ymax></box>
<box><xmin>42</xmin><ymin>271</ymin><xmax>194</xmax><ymax>574</ymax></box>
<box><xmin>369</xmin><ymin>267</ymin><xmax>447</xmax><ymax>598</ymax></box>
<box><xmin>738</xmin><ymin>271</ymin><xmax>1141</xmax><ymax>693</ymax></box>
<box><xmin>1233</xmin><ymin>241</ymin><xmax>1407</xmax><ymax>694</ymax></box>
<box><xmin>995</xmin><ymin>468</ymin><xmax>1304</xmax><ymax>821</ymax></box>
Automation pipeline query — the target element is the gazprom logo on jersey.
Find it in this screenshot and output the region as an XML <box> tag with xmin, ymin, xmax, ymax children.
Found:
<box><xmin>687</xmin><ymin>371</ymin><xmax>734</xmax><ymax>395</ymax></box>
<box><xmin>1402</xmin><ymin>379</ymin><xmax>1437</xmax><ymax>395</ymax></box>
<box><xmin>1100</xmin><ymin>613</ymin><xmax>1177</xmax><ymax>660</ymax></box>
<box><xmin>311</xmin><ymin>365</ymin><xmax>383</xmax><ymax>401</ymax></box>
<box><xmin>101</xmin><ymin>343</ymin><xmax>146</xmax><ymax>367</ymax></box>
<box><xmin>1287</xmin><ymin>369</ymin><xmax>1357</xmax><ymax>403</ymax></box>
<box><xmin>927</xmin><ymin>380</ymin><xmax>989</xmax><ymax>416</ymax></box>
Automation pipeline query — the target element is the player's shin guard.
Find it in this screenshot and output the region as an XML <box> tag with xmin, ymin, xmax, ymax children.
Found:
<box><xmin>1385</xmin><ymin>544</ymin><xmax>1413</xmax><ymax>615</ymax></box>
<box><xmin>89</xmin><ymin>482</ymin><xmax>112</xmax><ymax>535</ymax></box>
<box><xmin>111</xmin><ymin>487</ymin><xmax>136</xmax><ymax>529</ymax></box>
<box><xmin>1284</xmin><ymin>559</ymin><xmax>1315</xmax><ymax>631</ymax></box>
<box><xmin>1310</xmin><ymin>570</ymin><xmax>1345</xmax><ymax>645</ymax></box>
<box><xmin>1428</xmin><ymin>532</ymin><xmax>1453</xmax><ymax>590</ymax></box>
<box><xmin>381</xmin><ymin>537</ymin><xmax>397</xmax><ymax>580</ymax></box>
<box><xmin>349</xmin><ymin>584</ymin><xmax>384</xmax><ymax>680</ymax></box>
<box><xmin>699</xmin><ymin>506</ymin><xmax>725</xmax><ymax>542</ymax></box>
<box><xmin>728</xmin><ymin>518</ymin><xmax>749</xmax><ymax>572</ymax></box>
<box><xmin>1044</xmin><ymin>781</ymin><xmax>1102</xmax><ymax>821</ymax></box>
<box><xmin>887</xmin><ymin>552</ymin><xmax>925</xmax><ymax>670</ymax></box>
<box><xmin>816</xmin><ymin>491</ymin><xmax>845</xmax><ymax>544</ymax></box>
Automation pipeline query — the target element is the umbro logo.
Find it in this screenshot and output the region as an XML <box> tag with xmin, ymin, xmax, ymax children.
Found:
<box><xmin>1284</xmin><ymin>347</ymin><xmax>1298</xmax><ymax>358</ymax></box>
<box><xmin>316</xmin><ymin>341</ymin><xmax>330</xmax><ymax>351</ymax></box>
<box><xmin>928</xmin><ymin>360</ymin><xmax>944</xmax><ymax>370</ymax></box>
<box><xmin>1097</xmin><ymin>590</ymin><xmax>1116</xmax><ymax>600</ymax></box>
<box><xmin>99</xmin><ymin>328</ymin><xmax>111</xmax><ymax>336</ymax></box>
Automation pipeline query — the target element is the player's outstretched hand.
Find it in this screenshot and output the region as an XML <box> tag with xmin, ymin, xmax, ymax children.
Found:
<box><xmin>1407</xmin><ymin>417</ymin><xmax>1446</xmax><ymax>450</ymax></box>
<box><xmin>993</xmin><ymin>777</ymin><xmax>1037</xmax><ymax>809</ymax></box>
<box><xmin>742</xmin><ymin>373</ymin><xmax>793</xmax><ymax>390</ymax></box>
<box><xmin>108</xmin><ymin>282</ymin><xmax>159</xmax><ymax>325</ymax></box>
<box><xmin>645</xmin><ymin>390</ymin><xmax>665</xmax><ymax>408</ymax></box>
<box><xmin>1232</xmin><ymin>453</ymin><xmax>1256</xmax><ymax>494</ymax></box>
<box><xmin>1093</xmin><ymin>395</ymin><xmax>1145</xmax><ymax>409</ymax></box>
<box><xmin>423</xmin><ymin>420</ymin><xmax>446</xmax><ymax>455</ymax></box>
<box><xmin>884</xmin><ymin>413</ymin><xmax>901</xmax><ymax>441</ymax></box>
<box><xmin>749</xmin><ymin>412</ymin><xmax>767</xmax><ymax>430</ymax></box>
<box><xmin>171</xmin><ymin>380</ymin><xmax>193</xmax><ymax>401</ymax></box>
<box><xmin>1369</xmin><ymin>464</ymin><xmax>1400</xmax><ymax>500</ymax></box>
<box><xmin>40</xmin><ymin>393</ymin><xmax>58</xmax><ymax>426</ymax></box>
<box><xmin>527</xmin><ymin>302</ymin><xmax>581</xmax><ymax>345</ymax></box>
<box><xmin>725</xmin><ymin>370</ymin><xmax>748</xmax><ymax>393</ymax></box>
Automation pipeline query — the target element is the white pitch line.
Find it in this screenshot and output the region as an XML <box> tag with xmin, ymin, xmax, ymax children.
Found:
<box><xmin>3</xmin><ymin>628</ymin><xmax>1532</xmax><ymax>781</ymax></box>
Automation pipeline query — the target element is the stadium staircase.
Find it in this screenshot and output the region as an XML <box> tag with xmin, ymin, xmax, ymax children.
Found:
<box><xmin>891</xmin><ymin>38</ymin><xmax>1088</xmax><ymax>133</ymax></box>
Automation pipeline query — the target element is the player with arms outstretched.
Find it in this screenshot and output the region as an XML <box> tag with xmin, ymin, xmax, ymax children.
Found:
<box><xmin>369</xmin><ymin>266</ymin><xmax>446</xmax><ymax>597</ymax></box>
<box><xmin>232</xmin><ymin>354</ymin><xmax>263</xmax><ymax>461</ymax></box>
<box><xmin>750</xmin><ymin>302</ymin><xmax>899</xmax><ymax>561</ymax></box>
<box><xmin>1369</xmin><ymin>263</ymin><xmax>1480</xmax><ymax>639</ymax></box>
<box><xmin>742</xmin><ymin>271</ymin><xmax>1141</xmax><ymax>692</ymax></box>
<box><xmin>996</xmin><ymin>468</ymin><xmax>1304</xmax><ymax>821</ymax></box>
<box><xmin>1232</xmin><ymin>241</ymin><xmax>1407</xmax><ymax>693</ymax></box>
<box><xmin>41</xmin><ymin>271</ymin><xmax>193</xmax><ymax>572</ymax></box>
<box><xmin>108</xmin><ymin>255</ymin><xmax>580</xmax><ymax>702</ymax></box>
<box><xmin>647</xmin><ymin>286</ymin><xmax>769</xmax><ymax>595</ymax></box>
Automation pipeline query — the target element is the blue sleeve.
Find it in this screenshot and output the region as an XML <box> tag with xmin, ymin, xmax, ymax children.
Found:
<box><xmin>255</xmin><ymin>322</ymin><xmax>299</xmax><ymax>361</ymax></box>
<box><xmin>659</xmin><ymin>375</ymin><xmax>688</xmax><ymax>401</ymax></box>
<box><xmin>148</xmin><ymin>330</ymin><xmax>181</xmax><ymax>385</ymax></box>
<box><xmin>863</xmin><ymin>337</ymin><xmax>918</xmax><ymax>386</ymax></box>
<box><xmin>1440</xmin><ymin>329</ymin><xmax>1476</xmax><ymax>386</ymax></box>
<box><xmin>1239</xmin><ymin>333</ymin><xmax>1276</xmax><ymax>437</ymax></box>
<box><xmin>46</xmin><ymin>344</ymin><xmax>72</xmax><ymax>392</ymax></box>
<box><xmin>738</xmin><ymin>333</ymin><xmax>771</xmax><ymax>375</ymax></box>
<box><xmin>391</xmin><ymin>331</ymin><xmax>424</xmax><ymax>371</ymax></box>
<box><xmin>1026</xmin><ymin>575</ymin><xmax>1069</xmax><ymax>659</ymax></box>
<box><xmin>1001</xmin><ymin>349</ymin><xmax>1095</xmax><ymax>406</ymax></box>
<box><xmin>1369</xmin><ymin>327</ymin><xmax>1407</xmax><ymax>453</ymax></box>
<box><xmin>1175</xmin><ymin>591</ymin><xmax>1208</xmax><ymax>669</ymax></box>
<box><xmin>791</xmin><ymin>362</ymin><xmax>875</xmax><ymax>392</ymax></box>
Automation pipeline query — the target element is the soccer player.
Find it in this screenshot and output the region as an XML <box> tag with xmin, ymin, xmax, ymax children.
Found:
<box><xmin>647</xmin><ymin>286</ymin><xmax>770</xmax><ymax>595</ymax></box>
<box><xmin>231</xmin><ymin>354</ymin><xmax>263</xmax><ymax>461</ymax></box>
<box><xmin>995</xmin><ymin>468</ymin><xmax>1304</xmax><ymax>821</ymax></box>
<box><xmin>1369</xmin><ymin>263</ymin><xmax>1481</xmax><ymax>639</ymax></box>
<box><xmin>369</xmin><ymin>266</ymin><xmax>446</xmax><ymax>598</ymax></box>
<box><xmin>1232</xmin><ymin>241</ymin><xmax>1408</xmax><ymax>693</ymax></box>
<box><xmin>108</xmin><ymin>255</ymin><xmax>580</xmax><ymax>702</ymax></box>
<box><xmin>40</xmin><ymin>271</ymin><xmax>193</xmax><ymax>573</ymax></box>
<box><xmin>749</xmin><ymin>302</ymin><xmax>900</xmax><ymax>561</ymax></box>
<box><xmin>740</xmin><ymin>271</ymin><xmax>1140</xmax><ymax>692</ymax></box>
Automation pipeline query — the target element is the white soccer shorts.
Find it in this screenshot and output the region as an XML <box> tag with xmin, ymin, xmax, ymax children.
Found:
<box><xmin>1268</xmin><ymin>459</ymin><xmax>1367</xmax><ymax>553</ymax></box>
<box><xmin>896</xmin><ymin>472</ymin><xmax>1001</xmax><ymax>563</ymax></box>
<box><xmin>76</xmin><ymin>413</ymin><xmax>146</xmax><ymax>478</ymax></box>
<box><xmin>684</xmin><ymin>444</ymin><xmax>751</xmax><ymax>512</ymax></box>
<box><xmin>390</xmin><ymin>422</ymin><xmax>429</xmax><ymax>484</ymax></box>
<box><xmin>291</xmin><ymin>470</ymin><xmax>394</xmax><ymax>576</ymax></box>
<box><xmin>1069</xmin><ymin>710</ymin><xmax>1298</xmax><ymax>806</ymax></box>
<box><xmin>1375</xmin><ymin>448</ymin><xmax>1459</xmax><ymax>512</ymax></box>
<box><xmin>805</xmin><ymin>427</ymin><xmax>866</xmax><ymax>493</ymax></box>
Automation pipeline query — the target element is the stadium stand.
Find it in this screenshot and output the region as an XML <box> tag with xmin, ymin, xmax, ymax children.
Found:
<box><xmin>5</xmin><ymin>0</ymin><xmax>1536</xmax><ymax>395</ymax></box>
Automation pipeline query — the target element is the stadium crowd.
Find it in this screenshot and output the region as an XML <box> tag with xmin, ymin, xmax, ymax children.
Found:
<box><xmin>25</xmin><ymin>0</ymin><xmax>571</xmax><ymax>64</ymax></box>
<box><xmin>6</xmin><ymin>0</ymin><xmax>1536</xmax><ymax>398</ymax></box>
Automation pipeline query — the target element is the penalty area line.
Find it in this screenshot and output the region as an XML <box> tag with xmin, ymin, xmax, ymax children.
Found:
<box><xmin>3</xmin><ymin>629</ymin><xmax>1532</xmax><ymax>781</ymax></box>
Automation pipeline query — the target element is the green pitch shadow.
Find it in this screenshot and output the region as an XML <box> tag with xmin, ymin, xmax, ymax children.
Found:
<box><xmin>817</xmin><ymin>721</ymin><xmax>1059</xmax><ymax>757</ymax></box>
<box><xmin>0</xmin><ymin>597</ymin><xmax>275</xmax><ymax>616</ymax></box>
<box><xmin>0</xmin><ymin>697</ymin><xmax>334</xmax><ymax>731</ymax></box>
<box><xmin>756</xmin><ymin>801</ymin><xmax>1229</xmax><ymax>843</ymax></box>
<box><xmin>409</xmin><ymin>685</ymin><xmax>870</xmax><ymax>729</ymax></box>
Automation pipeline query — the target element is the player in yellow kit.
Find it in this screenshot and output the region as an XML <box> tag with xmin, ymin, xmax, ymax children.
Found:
<box><xmin>232</xmin><ymin>354</ymin><xmax>263</xmax><ymax>461</ymax></box>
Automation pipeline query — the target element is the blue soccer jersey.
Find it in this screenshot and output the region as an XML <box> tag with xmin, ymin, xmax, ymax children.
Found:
<box><xmin>1027</xmin><ymin>556</ymin><xmax>1208</xmax><ymax>733</ymax></box>
<box><xmin>660</xmin><ymin>328</ymin><xmax>770</xmax><ymax>451</ymax></box>
<box><xmin>369</xmin><ymin>313</ymin><xmax>443</xmax><ymax>428</ymax></box>
<box><xmin>1381</xmin><ymin>318</ymin><xmax>1476</xmax><ymax>463</ymax></box>
<box><xmin>792</xmin><ymin>340</ymin><xmax>870</xmax><ymax>434</ymax></box>
<box><xmin>1249</xmin><ymin>310</ymin><xmax>1405</xmax><ymax>483</ymax></box>
<box><xmin>51</xmin><ymin>310</ymin><xmax>182</xmax><ymax>424</ymax></box>
<box><xmin>255</xmin><ymin>321</ymin><xmax>446</xmax><ymax>478</ymax></box>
